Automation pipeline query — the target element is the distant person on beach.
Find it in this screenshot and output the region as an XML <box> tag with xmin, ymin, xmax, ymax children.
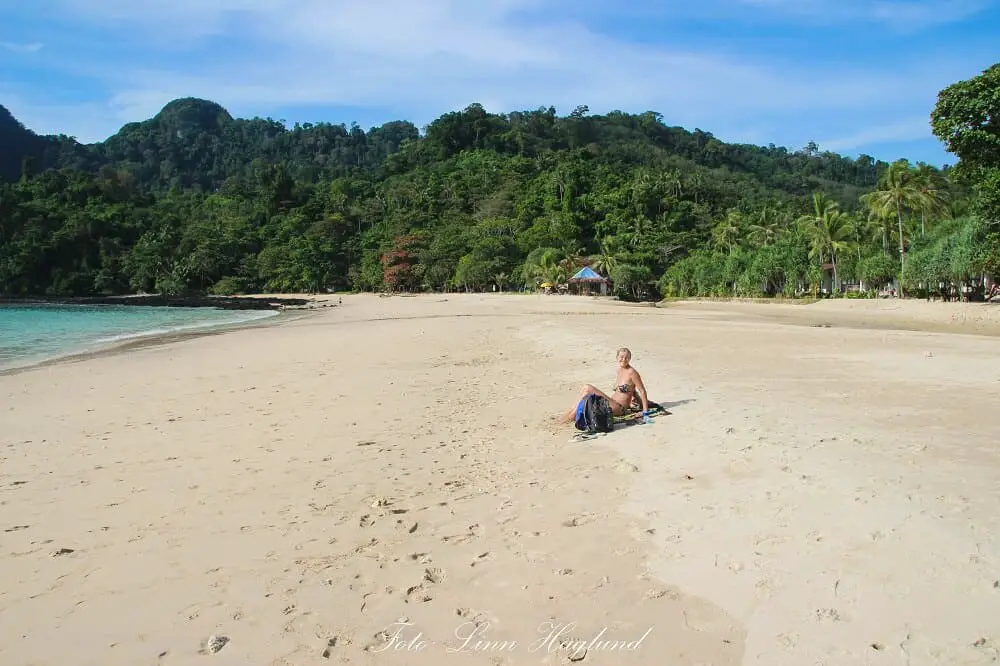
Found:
<box><xmin>561</xmin><ymin>347</ymin><xmax>650</xmax><ymax>423</ymax></box>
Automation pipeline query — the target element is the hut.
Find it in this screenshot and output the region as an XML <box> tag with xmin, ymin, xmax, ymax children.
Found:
<box><xmin>568</xmin><ymin>266</ymin><xmax>609</xmax><ymax>296</ymax></box>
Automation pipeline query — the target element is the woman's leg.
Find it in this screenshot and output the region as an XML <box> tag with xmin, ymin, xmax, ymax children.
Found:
<box><xmin>561</xmin><ymin>384</ymin><xmax>630</xmax><ymax>423</ymax></box>
<box><xmin>561</xmin><ymin>384</ymin><xmax>601</xmax><ymax>423</ymax></box>
<box><xmin>579</xmin><ymin>383</ymin><xmax>612</xmax><ymax>401</ymax></box>
<box><xmin>581</xmin><ymin>384</ymin><xmax>632</xmax><ymax>417</ymax></box>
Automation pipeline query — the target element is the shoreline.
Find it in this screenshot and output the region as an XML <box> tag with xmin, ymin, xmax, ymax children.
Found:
<box><xmin>0</xmin><ymin>307</ymin><xmax>310</xmax><ymax>377</ymax></box>
<box><xmin>0</xmin><ymin>293</ymin><xmax>317</xmax><ymax>310</ymax></box>
<box><xmin>8</xmin><ymin>293</ymin><xmax>996</xmax><ymax>380</ymax></box>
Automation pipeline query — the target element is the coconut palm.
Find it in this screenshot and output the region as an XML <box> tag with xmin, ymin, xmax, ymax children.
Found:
<box><xmin>860</xmin><ymin>161</ymin><xmax>926</xmax><ymax>294</ymax></box>
<box><xmin>712</xmin><ymin>210</ymin><xmax>745</xmax><ymax>255</ymax></box>
<box><xmin>844</xmin><ymin>214</ymin><xmax>870</xmax><ymax>263</ymax></box>
<box><xmin>796</xmin><ymin>193</ymin><xmax>851</xmax><ymax>292</ymax></box>
<box><xmin>589</xmin><ymin>237</ymin><xmax>619</xmax><ymax>275</ymax></box>
<box><xmin>865</xmin><ymin>206</ymin><xmax>896</xmax><ymax>257</ymax></box>
<box><xmin>746</xmin><ymin>206</ymin><xmax>785</xmax><ymax>247</ymax></box>
<box><xmin>521</xmin><ymin>247</ymin><xmax>564</xmax><ymax>287</ymax></box>
<box><xmin>914</xmin><ymin>163</ymin><xmax>951</xmax><ymax>236</ymax></box>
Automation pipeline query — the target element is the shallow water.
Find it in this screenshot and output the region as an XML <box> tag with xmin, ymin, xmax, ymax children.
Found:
<box><xmin>0</xmin><ymin>303</ymin><xmax>278</xmax><ymax>369</ymax></box>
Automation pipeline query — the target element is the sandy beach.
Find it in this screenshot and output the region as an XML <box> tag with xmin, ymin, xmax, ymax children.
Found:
<box><xmin>3</xmin><ymin>294</ymin><xmax>1000</xmax><ymax>666</ymax></box>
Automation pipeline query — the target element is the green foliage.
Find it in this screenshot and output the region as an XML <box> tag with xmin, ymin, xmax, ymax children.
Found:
<box><xmin>857</xmin><ymin>254</ymin><xmax>898</xmax><ymax>288</ymax></box>
<box><xmin>0</xmin><ymin>86</ymin><xmax>993</xmax><ymax>300</ymax></box>
<box><xmin>901</xmin><ymin>217</ymin><xmax>994</xmax><ymax>289</ymax></box>
<box><xmin>609</xmin><ymin>263</ymin><xmax>653</xmax><ymax>299</ymax></box>
<box><xmin>931</xmin><ymin>63</ymin><xmax>1000</xmax><ymax>225</ymax></box>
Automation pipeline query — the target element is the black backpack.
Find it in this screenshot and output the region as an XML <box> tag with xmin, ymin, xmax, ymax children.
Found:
<box><xmin>575</xmin><ymin>394</ymin><xmax>615</xmax><ymax>434</ymax></box>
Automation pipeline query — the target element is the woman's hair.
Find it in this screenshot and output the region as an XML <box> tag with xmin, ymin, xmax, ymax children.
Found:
<box><xmin>616</xmin><ymin>347</ymin><xmax>632</xmax><ymax>360</ymax></box>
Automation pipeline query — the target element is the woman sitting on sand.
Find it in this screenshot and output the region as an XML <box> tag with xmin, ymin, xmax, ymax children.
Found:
<box><xmin>562</xmin><ymin>347</ymin><xmax>650</xmax><ymax>423</ymax></box>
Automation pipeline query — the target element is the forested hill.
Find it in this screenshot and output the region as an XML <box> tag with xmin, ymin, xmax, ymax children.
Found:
<box><xmin>0</xmin><ymin>104</ymin><xmax>92</xmax><ymax>182</ymax></box>
<box><xmin>1</xmin><ymin>98</ymin><xmax>423</xmax><ymax>190</ymax></box>
<box><xmin>3</xmin><ymin>98</ymin><xmax>887</xmax><ymax>198</ymax></box>
<box><xmin>0</xmin><ymin>94</ymin><xmax>982</xmax><ymax>299</ymax></box>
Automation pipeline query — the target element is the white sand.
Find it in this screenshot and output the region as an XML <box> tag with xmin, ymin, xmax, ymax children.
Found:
<box><xmin>2</xmin><ymin>294</ymin><xmax>1000</xmax><ymax>665</ymax></box>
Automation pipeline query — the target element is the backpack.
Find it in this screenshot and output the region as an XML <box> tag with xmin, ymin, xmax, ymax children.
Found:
<box><xmin>575</xmin><ymin>394</ymin><xmax>615</xmax><ymax>434</ymax></box>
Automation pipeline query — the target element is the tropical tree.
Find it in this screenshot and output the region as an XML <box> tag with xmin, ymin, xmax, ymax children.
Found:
<box><xmin>712</xmin><ymin>210</ymin><xmax>745</xmax><ymax>255</ymax></box>
<box><xmin>931</xmin><ymin>63</ymin><xmax>1000</xmax><ymax>226</ymax></box>
<box><xmin>796</xmin><ymin>193</ymin><xmax>851</xmax><ymax>292</ymax></box>
<box><xmin>746</xmin><ymin>206</ymin><xmax>786</xmax><ymax>248</ymax></box>
<box><xmin>914</xmin><ymin>163</ymin><xmax>951</xmax><ymax>236</ymax></box>
<box><xmin>588</xmin><ymin>237</ymin><xmax>619</xmax><ymax>276</ymax></box>
<box><xmin>860</xmin><ymin>160</ymin><xmax>926</xmax><ymax>294</ymax></box>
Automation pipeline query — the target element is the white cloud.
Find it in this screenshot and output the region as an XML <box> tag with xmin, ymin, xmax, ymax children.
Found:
<box><xmin>1</xmin><ymin>41</ymin><xmax>44</xmax><ymax>53</ymax></box>
<box><xmin>736</xmin><ymin>0</ymin><xmax>992</xmax><ymax>29</ymax></box>
<box><xmin>818</xmin><ymin>116</ymin><xmax>935</xmax><ymax>152</ymax></box>
<box><xmin>3</xmin><ymin>0</ymin><xmax>989</xmax><ymax>160</ymax></box>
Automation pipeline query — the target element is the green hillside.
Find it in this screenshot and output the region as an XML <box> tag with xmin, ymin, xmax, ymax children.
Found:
<box><xmin>0</xmin><ymin>63</ymin><xmax>996</xmax><ymax>299</ymax></box>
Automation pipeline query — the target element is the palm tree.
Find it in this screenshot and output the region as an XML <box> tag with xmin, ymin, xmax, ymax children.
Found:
<box><xmin>521</xmin><ymin>247</ymin><xmax>564</xmax><ymax>287</ymax></box>
<box><xmin>747</xmin><ymin>206</ymin><xmax>784</xmax><ymax>247</ymax></box>
<box><xmin>589</xmin><ymin>237</ymin><xmax>619</xmax><ymax>275</ymax></box>
<box><xmin>844</xmin><ymin>214</ymin><xmax>869</xmax><ymax>263</ymax></box>
<box><xmin>663</xmin><ymin>170</ymin><xmax>683</xmax><ymax>199</ymax></box>
<box><xmin>864</xmin><ymin>206</ymin><xmax>895</xmax><ymax>257</ymax></box>
<box><xmin>860</xmin><ymin>161</ymin><xmax>925</xmax><ymax>295</ymax></box>
<box><xmin>685</xmin><ymin>171</ymin><xmax>705</xmax><ymax>204</ymax></box>
<box><xmin>914</xmin><ymin>163</ymin><xmax>951</xmax><ymax>236</ymax></box>
<box><xmin>712</xmin><ymin>210</ymin><xmax>744</xmax><ymax>255</ymax></box>
<box><xmin>796</xmin><ymin>193</ymin><xmax>848</xmax><ymax>292</ymax></box>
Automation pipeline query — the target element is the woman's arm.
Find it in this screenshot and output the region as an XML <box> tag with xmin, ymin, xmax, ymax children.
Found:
<box><xmin>632</xmin><ymin>370</ymin><xmax>650</xmax><ymax>413</ymax></box>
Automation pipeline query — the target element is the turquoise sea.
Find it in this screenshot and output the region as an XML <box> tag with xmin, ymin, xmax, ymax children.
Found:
<box><xmin>0</xmin><ymin>304</ymin><xmax>279</xmax><ymax>370</ymax></box>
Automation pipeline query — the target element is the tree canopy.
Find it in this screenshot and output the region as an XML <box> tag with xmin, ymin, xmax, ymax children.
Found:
<box><xmin>932</xmin><ymin>63</ymin><xmax>1000</xmax><ymax>226</ymax></box>
<box><xmin>1</xmin><ymin>70</ymin><xmax>996</xmax><ymax>300</ymax></box>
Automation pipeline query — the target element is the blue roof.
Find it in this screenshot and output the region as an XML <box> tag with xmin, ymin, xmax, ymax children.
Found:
<box><xmin>571</xmin><ymin>266</ymin><xmax>605</xmax><ymax>280</ymax></box>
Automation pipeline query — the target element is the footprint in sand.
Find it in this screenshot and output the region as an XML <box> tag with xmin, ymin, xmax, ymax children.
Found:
<box><xmin>562</xmin><ymin>514</ymin><xmax>596</xmax><ymax>528</ymax></box>
<box><xmin>370</xmin><ymin>496</ymin><xmax>391</xmax><ymax>509</ymax></box>
<box><xmin>442</xmin><ymin>524</ymin><xmax>481</xmax><ymax>544</ymax></box>
<box><xmin>396</xmin><ymin>518</ymin><xmax>419</xmax><ymax>534</ymax></box>
<box><xmin>405</xmin><ymin>584</ymin><xmax>433</xmax><ymax>603</ymax></box>
<box><xmin>471</xmin><ymin>552</ymin><xmax>493</xmax><ymax>568</ymax></box>
<box><xmin>815</xmin><ymin>608</ymin><xmax>845</xmax><ymax>622</ymax></box>
<box><xmin>424</xmin><ymin>567</ymin><xmax>446</xmax><ymax>584</ymax></box>
<box><xmin>360</xmin><ymin>515</ymin><xmax>375</xmax><ymax>528</ymax></box>
<box><xmin>321</xmin><ymin>636</ymin><xmax>350</xmax><ymax>658</ymax></box>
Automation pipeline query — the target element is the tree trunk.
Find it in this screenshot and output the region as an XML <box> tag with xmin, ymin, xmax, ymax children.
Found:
<box><xmin>896</xmin><ymin>196</ymin><xmax>905</xmax><ymax>298</ymax></box>
<box><xmin>832</xmin><ymin>253</ymin><xmax>839</xmax><ymax>294</ymax></box>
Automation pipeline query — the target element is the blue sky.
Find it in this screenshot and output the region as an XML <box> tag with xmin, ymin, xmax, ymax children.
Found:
<box><xmin>1</xmin><ymin>0</ymin><xmax>998</xmax><ymax>166</ymax></box>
